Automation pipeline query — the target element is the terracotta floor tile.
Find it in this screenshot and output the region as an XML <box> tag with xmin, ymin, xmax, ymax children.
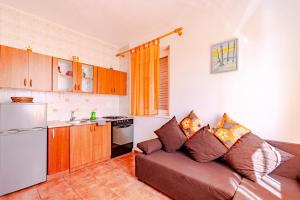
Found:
<box><xmin>0</xmin><ymin>186</ymin><xmax>40</xmax><ymax>200</ymax></box>
<box><xmin>74</xmin><ymin>183</ymin><xmax>118</xmax><ymax>200</ymax></box>
<box><xmin>1</xmin><ymin>153</ymin><xmax>170</xmax><ymax>200</ymax></box>
<box><xmin>37</xmin><ymin>178</ymin><xmax>79</xmax><ymax>200</ymax></box>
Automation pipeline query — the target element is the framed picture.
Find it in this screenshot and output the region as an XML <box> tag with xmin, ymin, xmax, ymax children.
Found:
<box><xmin>211</xmin><ymin>38</ymin><xmax>238</xmax><ymax>73</ymax></box>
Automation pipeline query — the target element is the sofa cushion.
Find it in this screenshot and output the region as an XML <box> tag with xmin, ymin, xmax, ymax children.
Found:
<box><xmin>184</xmin><ymin>126</ymin><xmax>227</xmax><ymax>162</ymax></box>
<box><xmin>136</xmin><ymin>150</ymin><xmax>242</xmax><ymax>200</ymax></box>
<box><xmin>233</xmin><ymin>174</ymin><xmax>300</xmax><ymax>200</ymax></box>
<box><xmin>268</xmin><ymin>140</ymin><xmax>300</xmax><ymax>180</ymax></box>
<box><xmin>214</xmin><ymin>113</ymin><xmax>250</xmax><ymax>148</ymax></box>
<box><xmin>137</xmin><ymin>138</ymin><xmax>162</xmax><ymax>155</ymax></box>
<box><xmin>179</xmin><ymin>110</ymin><xmax>201</xmax><ymax>138</ymax></box>
<box><xmin>154</xmin><ymin>116</ymin><xmax>187</xmax><ymax>152</ymax></box>
<box><xmin>224</xmin><ymin>133</ymin><xmax>293</xmax><ymax>182</ymax></box>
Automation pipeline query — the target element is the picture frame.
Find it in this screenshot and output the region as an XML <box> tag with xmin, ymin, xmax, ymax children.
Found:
<box><xmin>211</xmin><ymin>38</ymin><xmax>238</xmax><ymax>73</ymax></box>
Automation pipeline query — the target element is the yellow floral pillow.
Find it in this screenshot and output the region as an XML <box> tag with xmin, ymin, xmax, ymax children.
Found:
<box><xmin>179</xmin><ymin>110</ymin><xmax>201</xmax><ymax>138</ymax></box>
<box><xmin>214</xmin><ymin>113</ymin><xmax>250</xmax><ymax>148</ymax></box>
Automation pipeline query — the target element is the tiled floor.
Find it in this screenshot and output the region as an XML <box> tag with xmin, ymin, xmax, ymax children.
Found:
<box><xmin>0</xmin><ymin>152</ymin><xmax>171</xmax><ymax>200</ymax></box>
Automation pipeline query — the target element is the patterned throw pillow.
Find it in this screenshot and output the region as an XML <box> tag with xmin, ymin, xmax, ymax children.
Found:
<box><xmin>214</xmin><ymin>113</ymin><xmax>250</xmax><ymax>148</ymax></box>
<box><xmin>179</xmin><ymin>110</ymin><xmax>201</xmax><ymax>138</ymax></box>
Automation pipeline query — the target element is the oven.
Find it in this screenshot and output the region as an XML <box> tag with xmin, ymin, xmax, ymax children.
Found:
<box><xmin>102</xmin><ymin>116</ymin><xmax>134</xmax><ymax>158</ymax></box>
<box><xmin>111</xmin><ymin>119</ymin><xmax>134</xmax><ymax>158</ymax></box>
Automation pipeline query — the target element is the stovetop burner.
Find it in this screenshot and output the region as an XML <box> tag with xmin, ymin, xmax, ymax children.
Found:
<box><xmin>102</xmin><ymin>116</ymin><xmax>128</xmax><ymax>120</ymax></box>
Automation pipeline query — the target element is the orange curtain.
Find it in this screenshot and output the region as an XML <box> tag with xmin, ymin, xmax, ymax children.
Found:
<box><xmin>130</xmin><ymin>40</ymin><xmax>160</xmax><ymax>116</ymax></box>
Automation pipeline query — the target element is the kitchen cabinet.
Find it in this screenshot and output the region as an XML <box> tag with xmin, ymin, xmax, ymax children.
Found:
<box><xmin>92</xmin><ymin>123</ymin><xmax>111</xmax><ymax>163</ymax></box>
<box><xmin>28</xmin><ymin>52</ymin><xmax>52</xmax><ymax>91</ymax></box>
<box><xmin>48</xmin><ymin>127</ymin><xmax>70</xmax><ymax>175</ymax></box>
<box><xmin>97</xmin><ymin>67</ymin><xmax>127</xmax><ymax>95</ymax></box>
<box><xmin>0</xmin><ymin>45</ymin><xmax>28</xmax><ymax>89</ymax></box>
<box><xmin>52</xmin><ymin>58</ymin><xmax>73</xmax><ymax>92</ymax></box>
<box><xmin>70</xmin><ymin>123</ymin><xmax>111</xmax><ymax>171</ymax></box>
<box><xmin>70</xmin><ymin>124</ymin><xmax>93</xmax><ymax>171</ymax></box>
<box><xmin>53</xmin><ymin>59</ymin><xmax>97</xmax><ymax>93</ymax></box>
<box><xmin>0</xmin><ymin>45</ymin><xmax>52</xmax><ymax>91</ymax></box>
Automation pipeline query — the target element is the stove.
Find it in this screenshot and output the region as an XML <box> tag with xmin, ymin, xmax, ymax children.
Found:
<box><xmin>102</xmin><ymin>116</ymin><xmax>128</xmax><ymax>120</ymax></box>
<box><xmin>102</xmin><ymin>116</ymin><xmax>134</xmax><ymax>158</ymax></box>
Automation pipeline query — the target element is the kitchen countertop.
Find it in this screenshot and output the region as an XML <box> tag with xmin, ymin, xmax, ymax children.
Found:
<box><xmin>47</xmin><ymin>120</ymin><xmax>107</xmax><ymax>128</ymax></box>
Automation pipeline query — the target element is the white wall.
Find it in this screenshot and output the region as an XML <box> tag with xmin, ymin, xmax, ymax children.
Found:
<box><xmin>0</xmin><ymin>4</ymin><xmax>122</xmax><ymax>121</ymax></box>
<box><xmin>130</xmin><ymin>0</ymin><xmax>300</xmax><ymax>147</ymax></box>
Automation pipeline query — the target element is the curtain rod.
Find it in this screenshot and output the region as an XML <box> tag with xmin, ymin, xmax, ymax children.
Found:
<box><xmin>116</xmin><ymin>27</ymin><xmax>183</xmax><ymax>57</ymax></box>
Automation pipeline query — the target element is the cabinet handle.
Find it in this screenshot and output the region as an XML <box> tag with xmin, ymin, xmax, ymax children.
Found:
<box><xmin>30</xmin><ymin>79</ymin><xmax>32</xmax><ymax>87</ymax></box>
<box><xmin>94</xmin><ymin>126</ymin><xmax>96</xmax><ymax>131</ymax></box>
<box><xmin>74</xmin><ymin>84</ymin><xmax>77</xmax><ymax>91</ymax></box>
<box><xmin>52</xmin><ymin>129</ymin><xmax>55</xmax><ymax>139</ymax></box>
<box><xmin>24</xmin><ymin>78</ymin><xmax>27</xmax><ymax>87</ymax></box>
<box><xmin>77</xmin><ymin>84</ymin><xmax>80</xmax><ymax>91</ymax></box>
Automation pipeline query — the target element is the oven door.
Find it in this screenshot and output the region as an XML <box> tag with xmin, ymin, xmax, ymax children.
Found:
<box><xmin>112</xmin><ymin>124</ymin><xmax>133</xmax><ymax>146</ymax></box>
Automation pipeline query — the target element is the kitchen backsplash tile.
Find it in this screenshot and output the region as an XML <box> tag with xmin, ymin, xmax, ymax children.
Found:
<box><xmin>0</xmin><ymin>88</ymin><xmax>120</xmax><ymax>121</ymax></box>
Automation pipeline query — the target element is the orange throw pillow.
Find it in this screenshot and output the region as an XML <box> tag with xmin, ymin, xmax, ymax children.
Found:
<box><xmin>214</xmin><ymin>113</ymin><xmax>250</xmax><ymax>148</ymax></box>
<box><xmin>179</xmin><ymin>110</ymin><xmax>201</xmax><ymax>138</ymax></box>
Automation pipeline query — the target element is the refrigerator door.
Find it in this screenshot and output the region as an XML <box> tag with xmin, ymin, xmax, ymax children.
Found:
<box><xmin>0</xmin><ymin>103</ymin><xmax>47</xmax><ymax>131</ymax></box>
<box><xmin>0</xmin><ymin>128</ymin><xmax>47</xmax><ymax>196</ymax></box>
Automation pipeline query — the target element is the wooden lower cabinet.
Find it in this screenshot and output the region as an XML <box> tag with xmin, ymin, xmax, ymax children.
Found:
<box><xmin>70</xmin><ymin>123</ymin><xmax>111</xmax><ymax>172</ymax></box>
<box><xmin>48</xmin><ymin>127</ymin><xmax>70</xmax><ymax>175</ymax></box>
<box><xmin>70</xmin><ymin>125</ymin><xmax>92</xmax><ymax>171</ymax></box>
<box><xmin>92</xmin><ymin>123</ymin><xmax>111</xmax><ymax>163</ymax></box>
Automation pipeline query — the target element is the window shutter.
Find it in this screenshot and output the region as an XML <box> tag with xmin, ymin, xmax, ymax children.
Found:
<box><xmin>159</xmin><ymin>56</ymin><xmax>169</xmax><ymax>112</ymax></box>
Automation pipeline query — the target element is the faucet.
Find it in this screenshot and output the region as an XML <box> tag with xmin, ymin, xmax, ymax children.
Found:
<box><xmin>70</xmin><ymin>110</ymin><xmax>76</xmax><ymax>121</ymax></box>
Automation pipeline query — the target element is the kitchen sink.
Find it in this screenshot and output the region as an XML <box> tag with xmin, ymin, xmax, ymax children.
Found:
<box><xmin>68</xmin><ymin>119</ymin><xmax>90</xmax><ymax>125</ymax></box>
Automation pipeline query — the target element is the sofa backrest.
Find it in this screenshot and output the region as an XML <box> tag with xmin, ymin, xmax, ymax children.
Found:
<box><xmin>268</xmin><ymin>140</ymin><xmax>300</xmax><ymax>180</ymax></box>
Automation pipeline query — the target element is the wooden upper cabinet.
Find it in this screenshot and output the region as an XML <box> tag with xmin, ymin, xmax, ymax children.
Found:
<box><xmin>118</xmin><ymin>71</ymin><xmax>127</xmax><ymax>95</ymax></box>
<box><xmin>0</xmin><ymin>45</ymin><xmax>52</xmax><ymax>91</ymax></box>
<box><xmin>48</xmin><ymin>126</ymin><xmax>70</xmax><ymax>175</ymax></box>
<box><xmin>52</xmin><ymin>58</ymin><xmax>73</xmax><ymax>92</ymax></box>
<box><xmin>97</xmin><ymin>67</ymin><xmax>127</xmax><ymax>95</ymax></box>
<box><xmin>97</xmin><ymin>67</ymin><xmax>110</xmax><ymax>94</ymax></box>
<box><xmin>71</xmin><ymin>62</ymin><xmax>96</xmax><ymax>93</ymax></box>
<box><xmin>0</xmin><ymin>45</ymin><xmax>28</xmax><ymax>89</ymax></box>
<box><xmin>28</xmin><ymin>52</ymin><xmax>52</xmax><ymax>91</ymax></box>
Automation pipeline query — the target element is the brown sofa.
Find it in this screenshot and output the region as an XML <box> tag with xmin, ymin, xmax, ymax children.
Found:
<box><xmin>135</xmin><ymin>139</ymin><xmax>300</xmax><ymax>200</ymax></box>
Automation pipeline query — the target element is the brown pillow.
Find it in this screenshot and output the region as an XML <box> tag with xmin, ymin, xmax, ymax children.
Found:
<box><xmin>155</xmin><ymin>117</ymin><xmax>187</xmax><ymax>153</ymax></box>
<box><xmin>137</xmin><ymin>138</ymin><xmax>162</xmax><ymax>154</ymax></box>
<box><xmin>184</xmin><ymin>125</ymin><xmax>227</xmax><ymax>162</ymax></box>
<box><xmin>224</xmin><ymin>133</ymin><xmax>293</xmax><ymax>182</ymax></box>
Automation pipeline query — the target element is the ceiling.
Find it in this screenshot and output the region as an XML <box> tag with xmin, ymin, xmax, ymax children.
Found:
<box><xmin>0</xmin><ymin>0</ymin><xmax>206</xmax><ymax>47</ymax></box>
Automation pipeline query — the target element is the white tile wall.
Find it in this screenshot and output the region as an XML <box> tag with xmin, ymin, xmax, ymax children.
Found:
<box><xmin>0</xmin><ymin>3</ymin><xmax>124</xmax><ymax>121</ymax></box>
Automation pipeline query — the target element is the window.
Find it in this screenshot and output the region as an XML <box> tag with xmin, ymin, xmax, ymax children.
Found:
<box><xmin>158</xmin><ymin>53</ymin><xmax>169</xmax><ymax>116</ymax></box>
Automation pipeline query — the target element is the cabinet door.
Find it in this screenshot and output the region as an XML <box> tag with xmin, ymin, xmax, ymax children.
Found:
<box><xmin>115</xmin><ymin>71</ymin><xmax>127</xmax><ymax>95</ymax></box>
<box><xmin>80</xmin><ymin>64</ymin><xmax>94</xmax><ymax>93</ymax></box>
<box><xmin>52</xmin><ymin>58</ymin><xmax>73</xmax><ymax>92</ymax></box>
<box><xmin>28</xmin><ymin>52</ymin><xmax>52</xmax><ymax>91</ymax></box>
<box><xmin>48</xmin><ymin>127</ymin><xmax>70</xmax><ymax>175</ymax></box>
<box><xmin>0</xmin><ymin>45</ymin><xmax>28</xmax><ymax>89</ymax></box>
<box><xmin>92</xmin><ymin>123</ymin><xmax>111</xmax><ymax>162</ymax></box>
<box><xmin>101</xmin><ymin>123</ymin><xmax>111</xmax><ymax>159</ymax></box>
<box><xmin>70</xmin><ymin>125</ymin><xmax>93</xmax><ymax>171</ymax></box>
<box><xmin>97</xmin><ymin>67</ymin><xmax>110</xmax><ymax>94</ymax></box>
<box><xmin>72</xmin><ymin>62</ymin><xmax>79</xmax><ymax>92</ymax></box>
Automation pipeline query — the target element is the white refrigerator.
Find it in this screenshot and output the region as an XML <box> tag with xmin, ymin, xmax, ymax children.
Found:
<box><xmin>0</xmin><ymin>103</ymin><xmax>47</xmax><ymax>196</ymax></box>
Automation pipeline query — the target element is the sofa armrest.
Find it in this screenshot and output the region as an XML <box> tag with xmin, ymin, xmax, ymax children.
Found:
<box><xmin>137</xmin><ymin>138</ymin><xmax>162</xmax><ymax>155</ymax></box>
